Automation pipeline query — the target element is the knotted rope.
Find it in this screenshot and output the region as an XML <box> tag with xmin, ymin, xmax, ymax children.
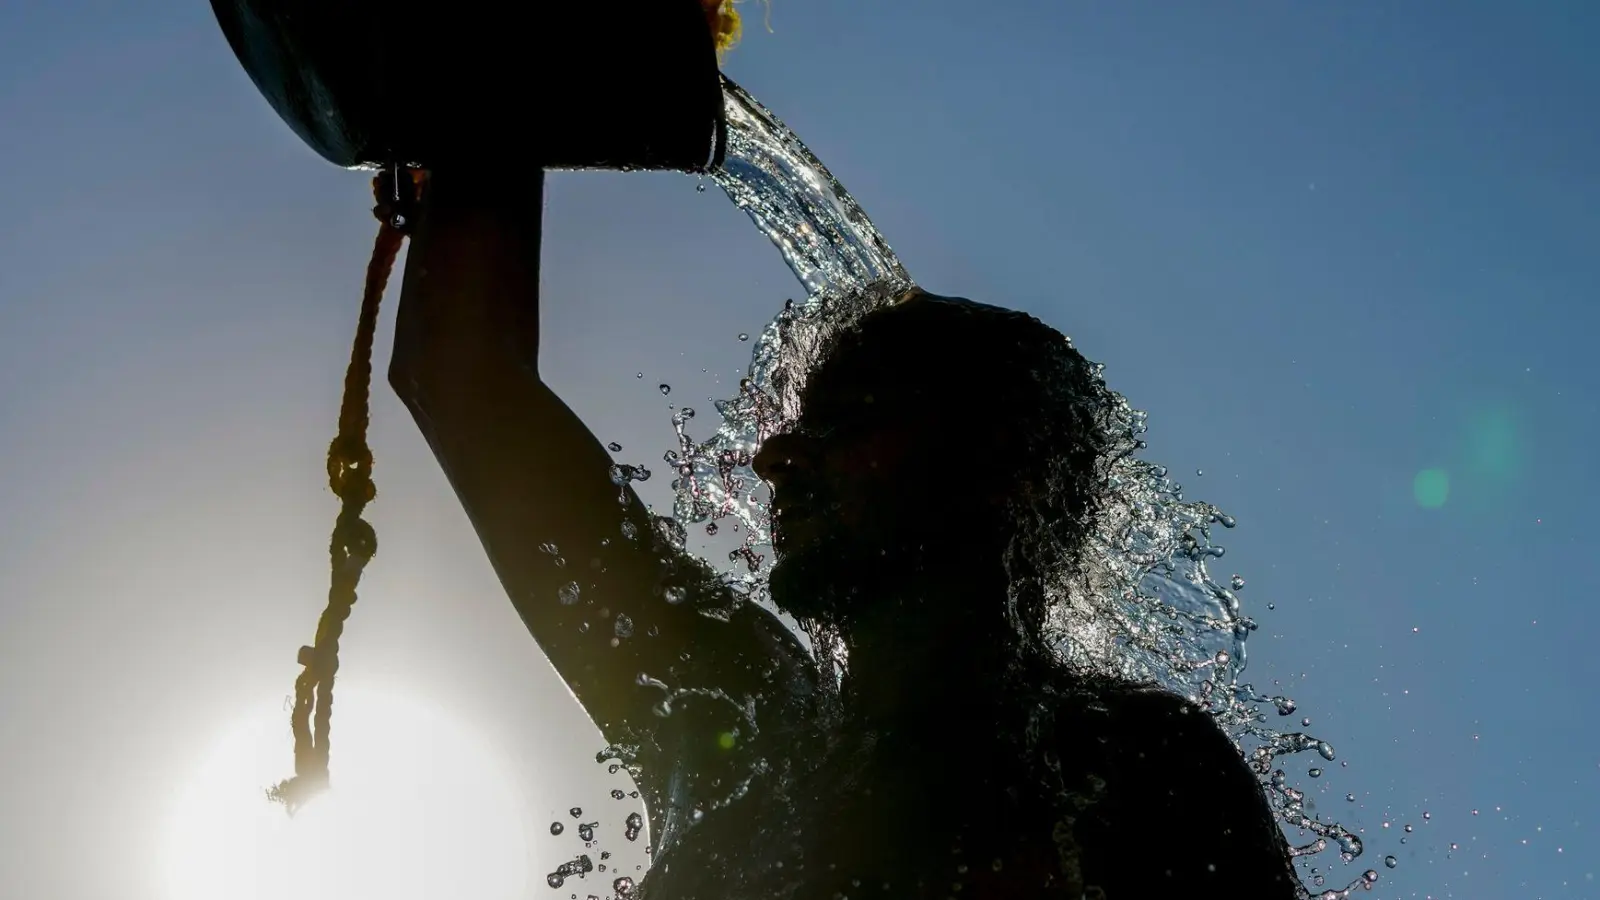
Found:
<box><xmin>267</xmin><ymin>166</ymin><xmax>422</xmax><ymax>814</ymax></box>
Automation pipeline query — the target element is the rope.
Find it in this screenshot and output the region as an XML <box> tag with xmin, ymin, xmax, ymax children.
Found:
<box><xmin>268</xmin><ymin>166</ymin><xmax>421</xmax><ymax>814</ymax></box>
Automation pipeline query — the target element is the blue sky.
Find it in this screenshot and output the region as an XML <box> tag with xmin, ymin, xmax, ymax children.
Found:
<box><xmin>1</xmin><ymin>1</ymin><xmax>1596</xmax><ymax>897</ymax></box>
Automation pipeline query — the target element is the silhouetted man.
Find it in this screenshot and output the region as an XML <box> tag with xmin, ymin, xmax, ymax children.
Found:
<box><xmin>388</xmin><ymin>169</ymin><xmax>1299</xmax><ymax>898</ymax></box>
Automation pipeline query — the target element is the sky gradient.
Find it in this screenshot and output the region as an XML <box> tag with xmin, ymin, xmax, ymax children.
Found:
<box><xmin>2</xmin><ymin>1</ymin><xmax>1597</xmax><ymax>897</ymax></box>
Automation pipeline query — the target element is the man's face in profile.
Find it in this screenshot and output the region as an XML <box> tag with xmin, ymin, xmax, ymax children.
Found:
<box><xmin>753</xmin><ymin>369</ymin><xmax>978</xmax><ymax>620</ymax></box>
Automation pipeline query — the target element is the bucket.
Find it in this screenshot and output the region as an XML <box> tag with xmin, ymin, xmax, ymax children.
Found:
<box><xmin>211</xmin><ymin>0</ymin><xmax>726</xmax><ymax>172</ymax></box>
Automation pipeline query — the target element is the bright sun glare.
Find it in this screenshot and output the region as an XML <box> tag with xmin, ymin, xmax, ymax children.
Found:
<box><xmin>162</xmin><ymin>687</ymin><xmax>529</xmax><ymax>900</ymax></box>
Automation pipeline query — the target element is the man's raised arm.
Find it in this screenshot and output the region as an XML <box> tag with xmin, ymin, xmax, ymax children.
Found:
<box><xmin>388</xmin><ymin>169</ymin><xmax>744</xmax><ymax>738</ymax></box>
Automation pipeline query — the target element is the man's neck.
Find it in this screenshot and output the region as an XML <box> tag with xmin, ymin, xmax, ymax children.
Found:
<box><xmin>836</xmin><ymin>562</ymin><xmax>1019</xmax><ymax>730</ymax></box>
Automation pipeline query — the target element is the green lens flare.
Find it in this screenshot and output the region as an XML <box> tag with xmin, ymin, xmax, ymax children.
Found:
<box><xmin>1466</xmin><ymin>408</ymin><xmax>1520</xmax><ymax>480</ymax></box>
<box><xmin>1413</xmin><ymin>469</ymin><xmax>1450</xmax><ymax>508</ymax></box>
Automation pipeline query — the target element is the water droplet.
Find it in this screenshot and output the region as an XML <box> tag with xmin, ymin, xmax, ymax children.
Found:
<box><xmin>1472</xmin><ymin>808</ymin><xmax>1479</xmax><ymax>815</ymax></box>
<box><xmin>558</xmin><ymin>582</ymin><xmax>581</xmax><ymax>605</ymax></box>
<box><xmin>608</xmin><ymin>441</ymin><xmax>623</xmax><ymax>452</ymax></box>
<box><xmin>738</xmin><ymin>332</ymin><xmax>749</xmax><ymax>341</ymax></box>
<box><xmin>570</xmin><ymin>807</ymin><xmax>583</xmax><ymax>818</ymax></box>
<box><xmin>613</xmin><ymin>876</ymin><xmax>636</xmax><ymax>897</ymax></box>
<box><xmin>659</xmin><ymin>384</ymin><xmax>671</xmax><ymax>395</ymax></box>
<box><xmin>546</xmin><ymin>855</ymin><xmax>593</xmax><ymax>889</ymax></box>
<box><xmin>624</xmin><ymin>812</ymin><xmax>644</xmax><ymax>842</ymax></box>
<box><xmin>1384</xmin><ymin>855</ymin><xmax>1398</xmax><ymax>868</ymax></box>
<box><xmin>1364</xmin><ymin>869</ymin><xmax>1380</xmax><ymax>883</ymax></box>
<box><xmin>614</xmin><ymin>614</ymin><xmax>634</xmax><ymax>638</ymax></box>
<box><xmin>611</xmin><ymin>789</ymin><xmax>626</xmax><ymax>800</ymax></box>
<box><xmin>665</xmin><ymin>585</ymin><xmax>687</xmax><ymax>605</ymax></box>
<box><xmin>705</xmin><ymin>522</ymin><xmax>719</xmax><ymax>536</ymax></box>
<box><xmin>1309</xmin><ymin>767</ymin><xmax>1322</xmax><ymax>778</ymax></box>
<box><xmin>1403</xmin><ymin>824</ymin><xmax>1413</xmax><ymax>833</ymax></box>
<box><xmin>1346</xmin><ymin>793</ymin><xmax>1356</xmax><ymax>802</ymax></box>
<box><xmin>1318</xmin><ymin>741</ymin><xmax>1337</xmax><ymax>761</ymax></box>
<box><xmin>550</xmin><ymin>821</ymin><xmax>564</xmax><ymax>835</ymax></box>
<box><xmin>1230</xmin><ymin>574</ymin><xmax>1246</xmax><ymax>590</ymax></box>
<box><xmin>695</xmin><ymin>182</ymin><xmax>707</xmax><ymax>193</ymax></box>
<box><xmin>1422</xmin><ymin>811</ymin><xmax>1431</xmax><ymax>820</ymax></box>
<box><xmin>1301</xmin><ymin>717</ymin><xmax>1312</xmax><ymax>727</ymax></box>
<box><xmin>578</xmin><ymin>822</ymin><xmax>595</xmax><ymax>841</ymax></box>
<box><xmin>610</xmin><ymin>463</ymin><xmax>652</xmax><ymax>485</ymax></box>
<box><xmin>636</xmin><ymin>372</ymin><xmax>643</xmax><ymax>379</ymax></box>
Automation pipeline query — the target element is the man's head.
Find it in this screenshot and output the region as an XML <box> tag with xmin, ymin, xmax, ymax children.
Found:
<box><xmin>752</xmin><ymin>291</ymin><xmax>1120</xmax><ymax>641</ymax></box>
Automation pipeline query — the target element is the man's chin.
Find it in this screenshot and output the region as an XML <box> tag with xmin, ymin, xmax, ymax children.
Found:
<box><xmin>767</xmin><ymin>539</ymin><xmax>889</xmax><ymax>624</ymax></box>
<box><xmin>767</xmin><ymin>543</ymin><xmax>844</xmax><ymax>622</ymax></box>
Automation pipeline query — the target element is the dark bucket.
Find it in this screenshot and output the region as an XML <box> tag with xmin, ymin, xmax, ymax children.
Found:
<box><xmin>211</xmin><ymin>0</ymin><xmax>726</xmax><ymax>172</ymax></box>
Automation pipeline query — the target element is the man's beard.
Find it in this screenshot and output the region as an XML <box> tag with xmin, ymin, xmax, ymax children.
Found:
<box><xmin>767</xmin><ymin>532</ymin><xmax>889</xmax><ymax>626</ymax></box>
<box><xmin>767</xmin><ymin>525</ymin><xmax>947</xmax><ymax>627</ymax></box>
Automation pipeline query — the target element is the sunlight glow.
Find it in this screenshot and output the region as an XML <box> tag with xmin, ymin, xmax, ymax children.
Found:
<box><xmin>161</xmin><ymin>687</ymin><xmax>528</xmax><ymax>900</ymax></box>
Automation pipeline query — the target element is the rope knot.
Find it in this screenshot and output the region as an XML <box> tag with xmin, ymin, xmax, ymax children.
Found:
<box><xmin>327</xmin><ymin>434</ymin><xmax>375</xmax><ymax>502</ymax></box>
<box><xmin>332</xmin><ymin>513</ymin><xmax>378</xmax><ymax>564</ymax></box>
<box><xmin>372</xmin><ymin>165</ymin><xmax>424</xmax><ymax>232</ymax></box>
<box><xmin>296</xmin><ymin>643</ymin><xmax>339</xmax><ymax>677</ymax></box>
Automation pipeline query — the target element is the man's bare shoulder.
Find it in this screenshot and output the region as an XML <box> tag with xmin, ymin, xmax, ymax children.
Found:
<box><xmin>1035</xmin><ymin>674</ymin><xmax>1300</xmax><ymax>897</ymax></box>
<box><xmin>1090</xmin><ymin>680</ymin><xmax>1227</xmax><ymax>743</ymax></box>
<box><xmin>1035</xmin><ymin>671</ymin><xmax>1220</xmax><ymax>737</ymax></box>
<box><xmin>1037</xmin><ymin>674</ymin><xmax>1265</xmax><ymax>808</ymax></box>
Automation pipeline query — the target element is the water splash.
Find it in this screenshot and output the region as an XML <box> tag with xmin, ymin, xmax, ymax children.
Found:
<box><xmin>647</xmin><ymin>76</ymin><xmax>1373</xmax><ymax>894</ymax></box>
<box><xmin>714</xmin><ymin>78</ymin><xmax>910</xmax><ymax>301</ymax></box>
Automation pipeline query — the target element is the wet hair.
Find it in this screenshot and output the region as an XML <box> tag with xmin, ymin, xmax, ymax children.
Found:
<box><xmin>798</xmin><ymin>293</ymin><xmax>1127</xmax><ymax>660</ymax></box>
